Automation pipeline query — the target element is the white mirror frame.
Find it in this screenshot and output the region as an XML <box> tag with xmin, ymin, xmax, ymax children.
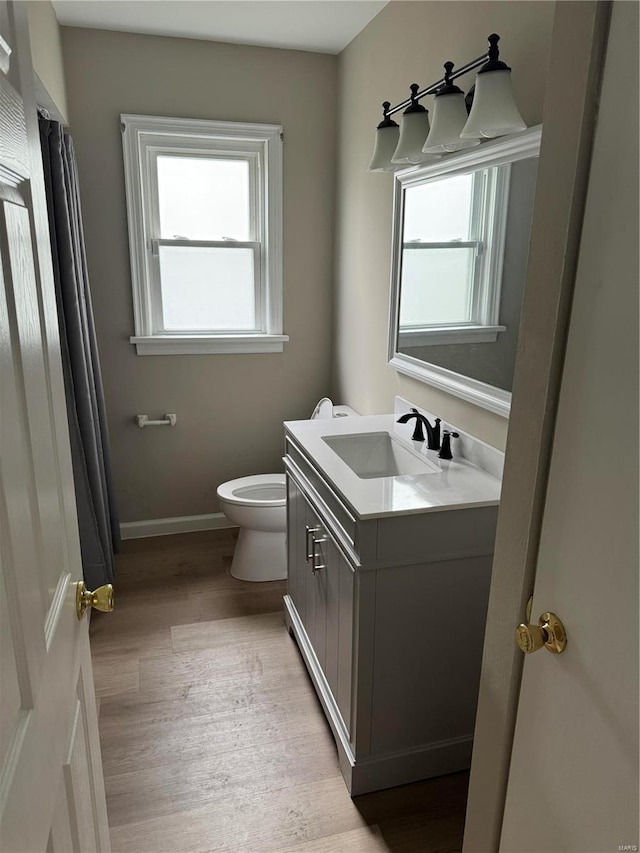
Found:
<box><xmin>388</xmin><ymin>125</ymin><xmax>542</xmax><ymax>418</ymax></box>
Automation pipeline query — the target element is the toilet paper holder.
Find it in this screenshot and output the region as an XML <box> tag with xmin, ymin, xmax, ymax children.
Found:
<box><xmin>136</xmin><ymin>413</ymin><xmax>177</xmax><ymax>428</ymax></box>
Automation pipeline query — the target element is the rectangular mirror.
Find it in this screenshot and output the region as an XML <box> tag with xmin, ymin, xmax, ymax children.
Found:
<box><xmin>388</xmin><ymin>126</ymin><xmax>542</xmax><ymax>417</ymax></box>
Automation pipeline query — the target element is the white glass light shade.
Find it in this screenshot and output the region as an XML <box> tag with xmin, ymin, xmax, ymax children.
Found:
<box><xmin>422</xmin><ymin>92</ymin><xmax>481</xmax><ymax>154</ymax></box>
<box><xmin>391</xmin><ymin>110</ymin><xmax>435</xmax><ymax>164</ymax></box>
<box><xmin>367</xmin><ymin>124</ymin><xmax>401</xmax><ymax>172</ymax></box>
<box><xmin>460</xmin><ymin>69</ymin><xmax>526</xmax><ymax>138</ymax></box>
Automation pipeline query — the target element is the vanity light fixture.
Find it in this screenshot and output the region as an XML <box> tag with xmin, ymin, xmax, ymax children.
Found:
<box><xmin>367</xmin><ymin>33</ymin><xmax>526</xmax><ymax>172</ymax></box>
<box><xmin>422</xmin><ymin>63</ymin><xmax>481</xmax><ymax>154</ymax></box>
<box><xmin>460</xmin><ymin>34</ymin><xmax>527</xmax><ymax>138</ymax></box>
<box><xmin>367</xmin><ymin>102</ymin><xmax>400</xmax><ymax>172</ymax></box>
<box><xmin>391</xmin><ymin>84</ymin><xmax>437</xmax><ymax>165</ymax></box>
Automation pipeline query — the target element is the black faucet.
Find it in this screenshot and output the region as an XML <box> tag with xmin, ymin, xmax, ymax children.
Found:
<box><xmin>396</xmin><ymin>408</ymin><xmax>442</xmax><ymax>450</ymax></box>
<box><xmin>438</xmin><ymin>430</ymin><xmax>460</xmax><ymax>460</ymax></box>
<box><xmin>424</xmin><ymin>417</ymin><xmax>442</xmax><ymax>451</ymax></box>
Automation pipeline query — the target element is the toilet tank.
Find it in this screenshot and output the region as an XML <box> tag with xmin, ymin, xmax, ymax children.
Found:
<box><xmin>310</xmin><ymin>398</ymin><xmax>359</xmax><ymax>420</ymax></box>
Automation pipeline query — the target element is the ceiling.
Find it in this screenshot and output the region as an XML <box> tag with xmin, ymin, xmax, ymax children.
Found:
<box><xmin>52</xmin><ymin>1</ymin><xmax>389</xmax><ymax>55</ymax></box>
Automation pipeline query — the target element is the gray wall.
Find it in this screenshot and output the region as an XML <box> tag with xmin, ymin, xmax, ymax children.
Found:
<box><xmin>61</xmin><ymin>27</ymin><xmax>338</xmax><ymax>522</ymax></box>
<box><xmin>61</xmin><ymin>3</ymin><xmax>555</xmax><ymax>524</ymax></box>
<box><xmin>27</xmin><ymin>0</ymin><xmax>68</xmax><ymax>122</ymax></box>
<box><xmin>333</xmin><ymin>1</ymin><xmax>555</xmax><ymax>449</ymax></box>
<box><xmin>401</xmin><ymin>158</ymin><xmax>539</xmax><ymax>392</ymax></box>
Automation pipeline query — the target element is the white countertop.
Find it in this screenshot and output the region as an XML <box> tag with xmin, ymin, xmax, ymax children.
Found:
<box><xmin>284</xmin><ymin>413</ymin><xmax>502</xmax><ymax>520</ymax></box>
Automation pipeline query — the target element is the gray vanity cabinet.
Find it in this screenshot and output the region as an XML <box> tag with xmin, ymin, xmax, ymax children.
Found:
<box><xmin>283</xmin><ymin>434</ymin><xmax>497</xmax><ymax>796</ymax></box>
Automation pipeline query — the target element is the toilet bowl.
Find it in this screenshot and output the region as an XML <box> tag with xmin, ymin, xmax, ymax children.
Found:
<box><xmin>217</xmin><ymin>400</ymin><xmax>358</xmax><ymax>583</ymax></box>
<box><xmin>217</xmin><ymin>474</ymin><xmax>287</xmax><ymax>582</ymax></box>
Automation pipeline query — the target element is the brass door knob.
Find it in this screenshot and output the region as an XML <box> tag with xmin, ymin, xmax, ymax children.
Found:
<box><xmin>76</xmin><ymin>581</ymin><xmax>114</xmax><ymax>621</ymax></box>
<box><xmin>515</xmin><ymin>611</ymin><xmax>567</xmax><ymax>655</ymax></box>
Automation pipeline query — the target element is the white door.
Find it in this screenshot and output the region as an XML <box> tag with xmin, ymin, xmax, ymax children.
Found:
<box><xmin>0</xmin><ymin>3</ymin><xmax>110</xmax><ymax>851</ymax></box>
<box><xmin>500</xmin><ymin>2</ymin><xmax>639</xmax><ymax>850</ymax></box>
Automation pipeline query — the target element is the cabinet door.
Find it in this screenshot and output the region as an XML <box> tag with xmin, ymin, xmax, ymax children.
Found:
<box><xmin>288</xmin><ymin>480</ymin><xmax>329</xmax><ymax>668</ymax></box>
<box><xmin>303</xmin><ymin>501</ymin><xmax>327</xmax><ymax>670</ymax></box>
<box><xmin>302</xmin><ymin>494</ymin><xmax>355</xmax><ymax>735</ymax></box>
<box><xmin>335</xmin><ymin>551</ymin><xmax>354</xmax><ymax>733</ymax></box>
<box><xmin>289</xmin><ymin>484</ymin><xmax>355</xmax><ymax>737</ymax></box>
<box><xmin>320</xmin><ymin>527</ymin><xmax>354</xmax><ymax>736</ymax></box>
<box><xmin>324</xmin><ymin>540</ymin><xmax>340</xmax><ymax>699</ymax></box>
<box><xmin>286</xmin><ymin>475</ymin><xmax>306</xmax><ymax>622</ymax></box>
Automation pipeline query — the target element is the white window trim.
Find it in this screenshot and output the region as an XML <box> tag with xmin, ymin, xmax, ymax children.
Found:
<box><xmin>395</xmin><ymin>164</ymin><xmax>511</xmax><ymax>347</ymax></box>
<box><xmin>121</xmin><ymin>114</ymin><xmax>287</xmax><ymax>355</ymax></box>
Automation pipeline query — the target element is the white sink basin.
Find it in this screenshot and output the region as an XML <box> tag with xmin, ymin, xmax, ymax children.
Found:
<box><xmin>322</xmin><ymin>431</ymin><xmax>440</xmax><ymax>479</ymax></box>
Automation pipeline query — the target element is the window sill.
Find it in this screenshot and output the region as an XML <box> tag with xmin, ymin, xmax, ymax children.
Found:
<box><xmin>130</xmin><ymin>334</ymin><xmax>289</xmax><ymax>355</ymax></box>
<box><xmin>397</xmin><ymin>325</ymin><xmax>506</xmax><ymax>347</ymax></box>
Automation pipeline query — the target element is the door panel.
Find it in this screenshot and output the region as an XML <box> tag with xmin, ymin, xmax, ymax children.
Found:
<box><xmin>0</xmin><ymin>238</ymin><xmax>45</xmax><ymax>690</ymax></box>
<box><xmin>48</xmin><ymin>781</ymin><xmax>75</xmax><ymax>853</ymax></box>
<box><xmin>336</xmin><ymin>551</ymin><xmax>354</xmax><ymax>733</ymax></box>
<box><xmin>3</xmin><ymin>197</ymin><xmax>66</xmax><ymax>608</ymax></box>
<box><xmin>500</xmin><ymin>3</ymin><xmax>639</xmax><ymax>850</ymax></box>
<box><xmin>303</xmin><ymin>499</ymin><xmax>319</xmax><ymax>650</ymax></box>
<box><xmin>64</xmin><ymin>697</ymin><xmax>98</xmax><ymax>853</ymax></box>
<box><xmin>0</xmin><ymin>3</ymin><xmax>110</xmax><ymax>851</ymax></box>
<box><xmin>324</xmin><ymin>540</ymin><xmax>340</xmax><ymax>697</ymax></box>
<box><xmin>304</xmin><ymin>500</ymin><xmax>327</xmax><ymax>668</ymax></box>
<box><xmin>0</xmin><ymin>566</ymin><xmax>22</xmax><ymax>767</ymax></box>
<box><xmin>285</xmin><ymin>472</ymin><xmax>355</xmax><ymax>736</ymax></box>
<box><xmin>286</xmin><ymin>475</ymin><xmax>306</xmax><ymax>621</ymax></box>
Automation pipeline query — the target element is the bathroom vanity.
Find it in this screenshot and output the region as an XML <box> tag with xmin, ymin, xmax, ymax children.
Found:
<box><xmin>283</xmin><ymin>400</ymin><xmax>503</xmax><ymax>795</ymax></box>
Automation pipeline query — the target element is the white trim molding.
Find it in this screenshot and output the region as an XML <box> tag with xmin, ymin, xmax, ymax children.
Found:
<box><xmin>120</xmin><ymin>512</ymin><xmax>237</xmax><ymax>540</ymax></box>
<box><xmin>398</xmin><ymin>125</ymin><xmax>543</xmax><ymax>182</ymax></box>
<box><xmin>121</xmin><ymin>114</ymin><xmax>285</xmax><ymax>355</ymax></box>
<box><xmin>130</xmin><ymin>334</ymin><xmax>289</xmax><ymax>355</ymax></box>
<box><xmin>389</xmin><ymin>351</ymin><xmax>512</xmax><ymax>418</ymax></box>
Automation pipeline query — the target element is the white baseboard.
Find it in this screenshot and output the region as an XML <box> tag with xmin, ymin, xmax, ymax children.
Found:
<box><xmin>120</xmin><ymin>512</ymin><xmax>237</xmax><ymax>540</ymax></box>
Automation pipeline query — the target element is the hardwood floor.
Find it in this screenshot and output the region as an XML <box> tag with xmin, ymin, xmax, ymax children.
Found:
<box><xmin>90</xmin><ymin>529</ymin><xmax>469</xmax><ymax>852</ymax></box>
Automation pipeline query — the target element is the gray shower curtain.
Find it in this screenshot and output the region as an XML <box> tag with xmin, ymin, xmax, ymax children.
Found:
<box><xmin>39</xmin><ymin>114</ymin><xmax>120</xmax><ymax>588</ymax></box>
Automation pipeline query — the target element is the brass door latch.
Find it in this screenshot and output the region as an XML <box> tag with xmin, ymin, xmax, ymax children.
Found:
<box><xmin>516</xmin><ymin>600</ymin><xmax>567</xmax><ymax>655</ymax></box>
<box><xmin>76</xmin><ymin>582</ymin><xmax>114</xmax><ymax>621</ymax></box>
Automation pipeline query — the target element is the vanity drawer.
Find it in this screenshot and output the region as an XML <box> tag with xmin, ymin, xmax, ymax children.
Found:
<box><xmin>285</xmin><ymin>437</ymin><xmax>357</xmax><ymax>553</ymax></box>
<box><xmin>376</xmin><ymin>506</ymin><xmax>499</xmax><ymax>564</ymax></box>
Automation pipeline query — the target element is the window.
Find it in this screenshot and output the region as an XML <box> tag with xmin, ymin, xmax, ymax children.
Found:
<box><xmin>397</xmin><ymin>164</ymin><xmax>511</xmax><ymax>346</ymax></box>
<box><xmin>121</xmin><ymin>115</ymin><xmax>286</xmax><ymax>354</ymax></box>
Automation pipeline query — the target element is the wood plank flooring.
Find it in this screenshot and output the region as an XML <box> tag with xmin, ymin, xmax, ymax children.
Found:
<box><xmin>90</xmin><ymin>529</ymin><xmax>469</xmax><ymax>852</ymax></box>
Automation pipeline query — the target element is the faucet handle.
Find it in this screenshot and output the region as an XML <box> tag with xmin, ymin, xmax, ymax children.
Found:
<box><xmin>438</xmin><ymin>430</ymin><xmax>460</xmax><ymax>460</ymax></box>
<box><xmin>430</xmin><ymin>417</ymin><xmax>442</xmax><ymax>451</ymax></box>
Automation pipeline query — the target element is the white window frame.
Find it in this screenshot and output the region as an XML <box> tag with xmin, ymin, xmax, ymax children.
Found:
<box><xmin>121</xmin><ymin>114</ymin><xmax>287</xmax><ymax>355</ymax></box>
<box><xmin>395</xmin><ymin>165</ymin><xmax>511</xmax><ymax>348</ymax></box>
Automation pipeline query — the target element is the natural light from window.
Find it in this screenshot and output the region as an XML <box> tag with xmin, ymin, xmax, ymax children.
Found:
<box><xmin>155</xmin><ymin>156</ymin><xmax>256</xmax><ymax>331</ymax></box>
<box><xmin>157</xmin><ymin>156</ymin><xmax>251</xmax><ymax>241</ymax></box>
<box><xmin>122</xmin><ymin>115</ymin><xmax>285</xmax><ymax>353</ymax></box>
<box><xmin>403</xmin><ymin>174</ymin><xmax>473</xmax><ymax>242</ymax></box>
<box><xmin>400</xmin><ymin>174</ymin><xmax>477</xmax><ymax>327</ymax></box>
<box><xmin>159</xmin><ymin>245</ymin><xmax>256</xmax><ymax>331</ymax></box>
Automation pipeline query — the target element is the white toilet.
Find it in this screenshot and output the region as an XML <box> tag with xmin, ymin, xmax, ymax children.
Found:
<box><xmin>217</xmin><ymin>473</ymin><xmax>287</xmax><ymax>582</ymax></box>
<box><xmin>217</xmin><ymin>399</ymin><xmax>356</xmax><ymax>582</ymax></box>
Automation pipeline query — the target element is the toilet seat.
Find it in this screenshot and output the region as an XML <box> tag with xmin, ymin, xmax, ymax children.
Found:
<box><xmin>216</xmin><ymin>473</ymin><xmax>286</xmax><ymax>507</ymax></box>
